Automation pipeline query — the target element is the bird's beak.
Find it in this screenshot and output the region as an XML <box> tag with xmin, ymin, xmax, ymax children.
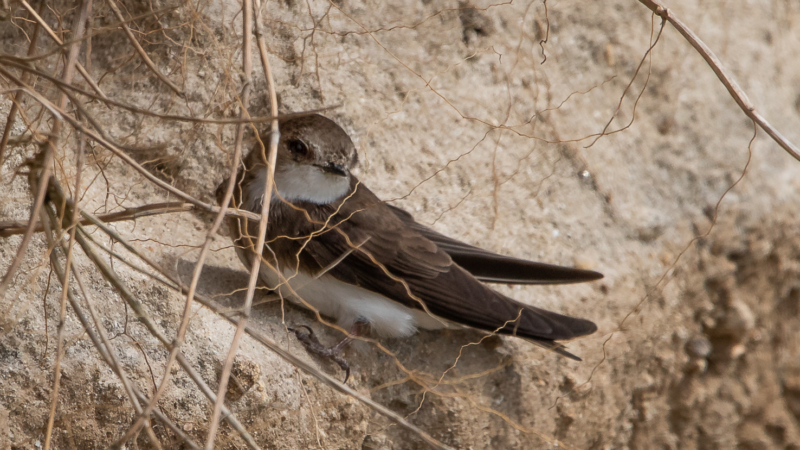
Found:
<box><xmin>317</xmin><ymin>162</ymin><xmax>348</xmax><ymax>177</ymax></box>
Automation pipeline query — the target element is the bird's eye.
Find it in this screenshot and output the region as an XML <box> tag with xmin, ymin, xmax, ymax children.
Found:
<box><xmin>287</xmin><ymin>139</ymin><xmax>309</xmax><ymax>157</ymax></box>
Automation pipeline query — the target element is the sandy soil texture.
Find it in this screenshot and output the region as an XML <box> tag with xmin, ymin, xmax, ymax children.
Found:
<box><xmin>1</xmin><ymin>0</ymin><xmax>800</xmax><ymax>448</ymax></box>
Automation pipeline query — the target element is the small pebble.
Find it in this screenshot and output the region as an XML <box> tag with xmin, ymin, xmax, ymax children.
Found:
<box><xmin>688</xmin><ymin>358</ymin><xmax>708</xmax><ymax>373</ymax></box>
<box><xmin>685</xmin><ymin>336</ymin><xmax>712</xmax><ymax>358</ymax></box>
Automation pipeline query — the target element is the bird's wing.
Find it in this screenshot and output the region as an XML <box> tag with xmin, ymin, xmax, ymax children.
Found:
<box><xmin>386</xmin><ymin>204</ymin><xmax>603</xmax><ymax>285</ymax></box>
<box><xmin>284</xmin><ymin>180</ymin><xmax>596</xmax><ymax>358</ymax></box>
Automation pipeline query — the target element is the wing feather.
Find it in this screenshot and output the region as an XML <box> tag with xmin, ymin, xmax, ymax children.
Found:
<box><xmin>387</xmin><ymin>204</ymin><xmax>604</xmax><ymax>285</ymax></box>
<box><xmin>267</xmin><ymin>178</ymin><xmax>597</xmax><ymax>356</ymax></box>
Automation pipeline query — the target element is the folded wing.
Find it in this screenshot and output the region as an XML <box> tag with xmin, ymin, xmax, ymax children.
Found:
<box><xmin>387</xmin><ymin>204</ymin><xmax>603</xmax><ymax>285</ymax></box>
<box><xmin>283</xmin><ymin>179</ymin><xmax>597</xmax><ymax>360</ymax></box>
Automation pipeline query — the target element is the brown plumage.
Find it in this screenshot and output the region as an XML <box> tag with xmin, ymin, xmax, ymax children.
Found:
<box><xmin>218</xmin><ymin>114</ymin><xmax>601</xmax><ymax>360</ymax></box>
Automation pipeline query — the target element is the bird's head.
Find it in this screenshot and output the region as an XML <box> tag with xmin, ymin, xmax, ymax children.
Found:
<box><xmin>225</xmin><ymin>114</ymin><xmax>358</xmax><ymax>210</ymax></box>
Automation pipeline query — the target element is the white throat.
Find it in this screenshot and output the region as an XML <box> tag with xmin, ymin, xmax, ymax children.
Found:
<box><xmin>245</xmin><ymin>164</ymin><xmax>350</xmax><ymax>209</ymax></box>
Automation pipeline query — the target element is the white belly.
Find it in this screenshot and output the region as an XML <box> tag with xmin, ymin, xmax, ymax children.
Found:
<box><xmin>257</xmin><ymin>264</ymin><xmax>451</xmax><ymax>338</ymax></box>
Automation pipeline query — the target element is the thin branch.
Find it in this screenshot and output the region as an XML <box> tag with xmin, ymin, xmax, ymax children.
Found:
<box><xmin>67</xmin><ymin>208</ymin><xmax>262</xmax><ymax>450</ymax></box>
<box><xmin>115</xmin><ymin>2</ymin><xmax>254</xmax><ymax>447</ymax></box>
<box><xmin>0</xmin><ymin>0</ymin><xmax>93</xmax><ymax>314</ymax></box>
<box><xmin>35</xmin><ymin>170</ymin><xmax>256</xmax><ymax>448</ymax></box>
<box><xmin>18</xmin><ymin>0</ymin><xmax>109</xmax><ymax>102</ymax></box>
<box><xmin>0</xmin><ymin>202</ymin><xmax>194</xmax><ymax>237</ymax></box>
<box><xmin>584</xmin><ymin>14</ymin><xmax>664</xmax><ymax>148</ymax></box>
<box><xmin>0</xmin><ymin>65</ymin><xmax>262</xmax><ymax>222</ymax></box>
<box><xmin>110</xmin><ymin>102</ymin><xmax>254</xmax><ymax>449</ymax></box>
<box><xmin>65</xmin><ymin>199</ymin><xmax>454</xmax><ymax>450</ymax></box>
<box><xmin>41</xmin><ymin>202</ymin><xmax>165</xmax><ymax>450</ymax></box>
<box><xmin>0</xmin><ymin>59</ymin><xmax>336</xmax><ymax>124</ymax></box>
<box><xmin>38</xmin><ymin>190</ymin><xmax>69</xmax><ymax>450</ymax></box>
<box><xmin>0</xmin><ymin>0</ymin><xmax>45</xmax><ymax>170</ymax></box>
<box><xmin>75</xmin><ymin>229</ymin><xmax>260</xmax><ymax>450</ymax></box>
<box><xmin>637</xmin><ymin>0</ymin><xmax>800</xmax><ymax>161</ymax></box>
<box><xmin>39</xmin><ymin>199</ymin><xmax>200</xmax><ymax>449</ymax></box>
<box><xmin>107</xmin><ymin>0</ymin><xmax>184</xmax><ymax>96</ymax></box>
<box><xmin>206</xmin><ymin>0</ymin><xmax>261</xmax><ymax>446</ymax></box>
<box><xmin>42</xmin><ymin>132</ymin><xmax>88</xmax><ymax>450</ymax></box>
<box><xmin>41</xmin><ymin>3</ymin><xmax>93</xmax><ymax>448</ymax></box>
<box><xmin>198</xmin><ymin>294</ymin><xmax>456</xmax><ymax>450</ymax></box>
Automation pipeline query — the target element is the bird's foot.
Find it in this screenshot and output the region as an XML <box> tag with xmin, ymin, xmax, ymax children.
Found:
<box><xmin>287</xmin><ymin>324</ymin><xmax>355</xmax><ymax>383</ymax></box>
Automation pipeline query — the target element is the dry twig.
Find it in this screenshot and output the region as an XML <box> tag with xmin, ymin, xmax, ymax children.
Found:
<box><xmin>69</xmin><ymin>200</ymin><xmax>453</xmax><ymax>449</ymax></box>
<box><xmin>0</xmin><ymin>0</ymin><xmax>44</xmax><ymax>169</ymax></box>
<box><xmin>40</xmin><ymin>5</ymin><xmax>93</xmax><ymax>449</ymax></box>
<box><xmin>0</xmin><ymin>202</ymin><xmax>194</xmax><ymax>237</ymax></box>
<box><xmin>18</xmin><ymin>0</ymin><xmax>109</xmax><ymax>101</ymax></box>
<box><xmin>107</xmin><ymin>0</ymin><xmax>184</xmax><ymax>96</ymax></box>
<box><xmin>205</xmin><ymin>0</ymin><xmax>270</xmax><ymax>445</ymax></box>
<box><xmin>638</xmin><ymin>0</ymin><xmax>800</xmax><ymax>161</ymax></box>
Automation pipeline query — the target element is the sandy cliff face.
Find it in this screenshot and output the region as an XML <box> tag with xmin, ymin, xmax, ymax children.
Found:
<box><xmin>1</xmin><ymin>0</ymin><xmax>800</xmax><ymax>448</ymax></box>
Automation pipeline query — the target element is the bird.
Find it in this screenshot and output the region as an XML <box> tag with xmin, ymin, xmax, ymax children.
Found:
<box><xmin>216</xmin><ymin>113</ymin><xmax>602</xmax><ymax>376</ymax></box>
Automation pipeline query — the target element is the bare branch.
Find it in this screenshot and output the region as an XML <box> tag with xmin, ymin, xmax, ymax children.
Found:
<box><xmin>65</xmin><ymin>204</ymin><xmax>262</xmax><ymax>449</ymax></box>
<box><xmin>41</xmin><ymin>3</ymin><xmax>93</xmax><ymax>448</ymax></box>
<box><xmin>70</xmin><ymin>198</ymin><xmax>455</xmax><ymax>450</ymax></box>
<box><xmin>0</xmin><ymin>58</ymin><xmax>341</xmax><ymax>125</ymax></box>
<box><xmin>18</xmin><ymin>0</ymin><xmax>109</xmax><ymax>102</ymax></box>
<box><xmin>0</xmin><ymin>0</ymin><xmax>45</xmax><ymax>170</ymax></box>
<box><xmin>0</xmin><ymin>65</ymin><xmax>263</xmax><ymax>223</ymax></box>
<box><xmin>196</xmin><ymin>294</ymin><xmax>456</xmax><ymax>450</ymax></box>
<box><xmin>107</xmin><ymin>0</ymin><xmax>184</xmax><ymax>96</ymax></box>
<box><xmin>206</xmin><ymin>0</ymin><xmax>262</xmax><ymax>445</ymax></box>
<box><xmin>38</xmin><ymin>195</ymin><xmax>200</xmax><ymax>449</ymax></box>
<box><xmin>0</xmin><ymin>0</ymin><xmax>96</xmax><ymax>313</ymax></box>
<box><xmin>0</xmin><ymin>202</ymin><xmax>194</xmax><ymax>237</ymax></box>
<box><xmin>638</xmin><ymin>0</ymin><xmax>800</xmax><ymax>161</ymax></box>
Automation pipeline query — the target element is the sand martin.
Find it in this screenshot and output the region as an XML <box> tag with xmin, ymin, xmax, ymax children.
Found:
<box><xmin>217</xmin><ymin>114</ymin><xmax>601</xmax><ymax>371</ymax></box>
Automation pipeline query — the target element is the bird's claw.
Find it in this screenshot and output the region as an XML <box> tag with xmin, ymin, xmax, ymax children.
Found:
<box><xmin>288</xmin><ymin>325</ymin><xmax>351</xmax><ymax>384</ymax></box>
